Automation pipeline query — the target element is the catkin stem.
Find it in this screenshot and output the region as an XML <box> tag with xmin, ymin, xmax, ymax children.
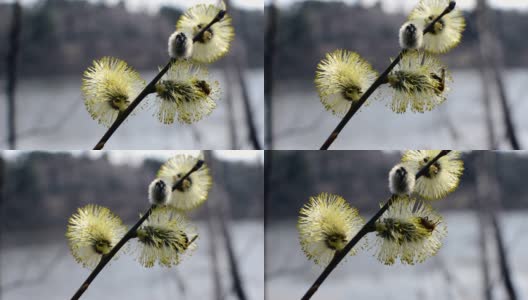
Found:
<box><xmin>319</xmin><ymin>1</ymin><xmax>457</xmax><ymax>150</ymax></box>
<box><xmin>300</xmin><ymin>150</ymin><xmax>451</xmax><ymax>300</ymax></box>
<box><xmin>70</xmin><ymin>158</ymin><xmax>204</xmax><ymax>300</ymax></box>
<box><xmin>92</xmin><ymin>10</ymin><xmax>227</xmax><ymax>150</ymax></box>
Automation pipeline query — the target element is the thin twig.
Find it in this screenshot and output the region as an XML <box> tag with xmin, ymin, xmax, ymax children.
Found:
<box><xmin>274</xmin><ymin>111</ymin><xmax>326</xmax><ymax>141</ymax></box>
<box><xmin>220</xmin><ymin>210</ymin><xmax>248</xmax><ymax>300</ymax></box>
<box><xmin>3</xmin><ymin>247</ymin><xmax>65</xmax><ymax>291</ymax></box>
<box><xmin>1</xmin><ymin>95</ymin><xmax>82</xmax><ymax>147</ymax></box>
<box><xmin>319</xmin><ymin>1</ymin><xmax>457</xmax><ymax>150</ymax></box>
<box><xmin>491</xmin><ymin>215</ymin><xmax>518</xmax><ymax>300</ymax></box>
<box><xmin>235</xmin><ymin>58</ymin><xmax>262</xmax><ymax>150</ymax></box>
<box><xmin>300</xmin><ymin>150</ymin><xmax>451</xmax><ymax>300</ymax></box>
<box><xmin>70</xmin><ymin>158</ymin><xmax>205</xmax><ymax>300</ymax></box>
<box><xmin>92</xmin><ymin>10</ymin><xmax>227</xmax><ymax>150</ymax></box>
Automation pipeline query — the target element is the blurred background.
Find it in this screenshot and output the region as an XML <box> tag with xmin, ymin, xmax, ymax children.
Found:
<box><xmin>0</xmin><ymin>150</ymin><xmax>264</xmax><ymax>299</ymax></box>
<box><xmin>265</xmin><ymin>0</ymin><xmax>528</xmax><ymax>149</ymax></box>
<box><xmin>265</xmin><ymin>151</ymin><xmax>528</xmax><ymax>299</ymax></box>
<box><xmin>0</xmin><ymin>0</ymin><xmax>264</xmax><ymax>150</ymax></box>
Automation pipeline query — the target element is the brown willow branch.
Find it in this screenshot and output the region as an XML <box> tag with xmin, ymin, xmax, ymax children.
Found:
<box><xmin>70</xmin><ymin>158</ymin><xmax>205</xmax><ymax>300</ymax></box>
<box><xmin>92</xmin><ymin>10</ymin><xmax>227</xmax><ymax>150</ymax></box>
<box><xmin>319</xmin><ymin>1</ymin><xmax>457</xmax><ymax>150</ymax></box>
<box><xmin>301</xmin><ymin>150</ymin><xmax>451</xmax><ymax>300</ymax></box>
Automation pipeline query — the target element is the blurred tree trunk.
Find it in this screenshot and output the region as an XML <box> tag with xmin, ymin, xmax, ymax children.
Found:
<box><xmin>225</xmin><ymin>0</ymin><xmax>261</xmax><ymax>150</ymax></box>
<box><xmin>171</xmin><ymin>270</ymin><xmax>187</xmax><ymax>297</ymax></box>
<box><xmin>475</xmin><ymin>154</ymin><xmax>493</xmax><ymax>300</ymax></box>
<box><xmin>475</xmin><ymin>0</ymin><xmax>521</xmax><ymax>149</ymax></box>
<box><xmin>6</xmin><ymin>2</ymin><xmax>22</xmax><ymax>150</ymax></box>
<box><xmin>0</xmin><ymin>155</ymin><xmax>3</xmax><ymax>271</ymax></box>
<box><xmin>223</xmin><ymin>70</ymin><xmax>239</xmax><ymax>149</ymax></box>
<box><xmin>476</xmin><ymin>62</ymin><xmax>496</xmax><ymax>149</ymax></box>
<box><xmin>475</xmin><ymin>152</ymin><xmax>518</xmax><ymax>300</ymax></box>
<box><xmin>235</xmin><ymin>57</ymin><xmax>261</xmax><ymax>150</ymax></box>
<box><xmin>219</xmin><ymin>213</ymin><xmax>248</xmax><ymax>300</ymax></box>
<box><xmin>264</xmin><ymin>1</ymin><xmax>277</xmax><ymax>150</ymax></box>
<box><xmin>490</xmin><ymin>215</ymin><xmax>518</xmax><ymax>300</ymax></box>
<box><xmin>204</xmin><ymin>151</ymin><xmax>224</xmax><ymax>300</ymax></box>
<box><xmin>206</xmin><ymin>201</ymin><xmax>223</xmax><ymax>300</ymax></box>
<box><xmin>0</xmin><ymin>156</ymin><xmax>4</xmax><ymax>215</ymax></box>
<box><xmin>207</xmin><ymin>150</ymin><xmax>248</xmax><ymax>300</ymax></box>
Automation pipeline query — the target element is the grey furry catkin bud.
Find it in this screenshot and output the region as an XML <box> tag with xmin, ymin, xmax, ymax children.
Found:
<box><xmin>168</xmin><ymin>31</ymin><xmax>193</xmax><ymax>59</ymax></box>
<box><xmin>399</xmin><ymin>21</ymin><xmax>423</xmax><ymax>50</ymax></box>
<box><xmin>148</xmin><ymin>178</ymin><xmax>171</xmax><ymax>205</ymax></box>
<box><xmin>389</xmin><ymin>163</ymin><xmax>415</xmax><ymax>196</ymax></box>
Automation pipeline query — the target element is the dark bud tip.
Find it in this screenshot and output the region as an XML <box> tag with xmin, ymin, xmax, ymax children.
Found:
<box><xmin>196</xmin><ymin>159</ymin><xmax>205</xmax><ymax>169</ymax></box>
<box><xmin>218</xmin><ymin>10</ymin><xmax>227</xmax><ymax>19</ymax></box>
<box><xmin>448</xmin><ymin>1</ymin><xmax>456</xmax><ymax>10</ymax></box>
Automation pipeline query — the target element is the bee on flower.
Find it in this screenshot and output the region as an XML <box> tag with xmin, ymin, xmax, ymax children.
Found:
<box><xmin>135</xmin><ymin>206</ymin><xmax>197</xmax><ymax>268</ymax></box>
<box><xmin>386</xmin><ymin>51</ymin><xmax>451</xmax><ymax>113</ymax></box>
<box><xmin>408</xmin><ymin>0</ymin><xmax>465</xmax><ymax>54</ymax></box>
<box><xmin>81</xmin><ymin>57</ymin><xmax>145</xmax><ymax>127</ymax></box>
<box><xmin>401</xmin><ymin>150</ymin><xmax>464</xmax><ymax>200</ymax></box>
<box><xmin>373</xmin><ymin>196</ymin><xmax>446</xmax><ymax>265</ymax></box>
<box><xmin>298</xmin><ymin>193</ymin><xmax>365</xmax><ymax>266</ymax></box>
<box><xmin>153</xmin><ymin>60</ymin><xmax>220</xmax><ymax>124</ymax></box>
<box><xmin>66</xmin><ymin>204</ymin><xmax>127</xmax><ymax>269</ymax></box>
<box><xmin>157</xmin><ymin>154</ymin><xmax>212</xmax><ymax>211</ymax></box>
<box><xmin>315</xmin><ymin>49</ymin><xmax>378</xmax><ymax>117</ymax></box>
<box><xmin>177</xmin><ymin>2</ymin><xmax>234</xmax><ymax>63</ymax></box>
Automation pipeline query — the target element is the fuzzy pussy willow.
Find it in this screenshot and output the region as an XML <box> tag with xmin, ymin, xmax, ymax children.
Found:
<box><xmin>319</xmin><ymin>1</ymin><xmax>460</xmax><ymax>150</ymax></box>
<box><xmin>300</xmin><ymin>151</ymin><xmax>456</xmax><ymax>300</ymax></box>
<box><xmin>88</xmin><ymin>3</ymin><xmax>231</xmax><ymax>150</ymax></box>
<box><xmin>68</xmin><ymin>155</ymin><xmax>207</xmax><ymax>300</ymax></box>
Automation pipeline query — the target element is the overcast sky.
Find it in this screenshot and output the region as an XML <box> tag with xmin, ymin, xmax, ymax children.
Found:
<box><xmin>0</xmin><ymin>0</ymin><xmax>263</xmax><ymax>11</ymax></box>
<box><xmin>267</xmin><ymin>0</ymin><xmax>528</xmax><ymax>12</ymax></box>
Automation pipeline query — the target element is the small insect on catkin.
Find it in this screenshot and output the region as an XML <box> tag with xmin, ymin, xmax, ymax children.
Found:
<box><xmin>399</xmin><ymin>21</ymin><xmax>423</xmax><ymax>50</ymax></box>
<box><xmin>389</xmin><ymin>164</ymin><xmax>415</xmax><ymax>196</ymax></box>
<box><xmin>168</xmin><ymin>31</ymin><xmax>193</xmax><ymax>59</ymax></box>
<box><xmin>148</xmin><ymin>178</ymin><xmax>172</xmax><ymax>205</ymax></box>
